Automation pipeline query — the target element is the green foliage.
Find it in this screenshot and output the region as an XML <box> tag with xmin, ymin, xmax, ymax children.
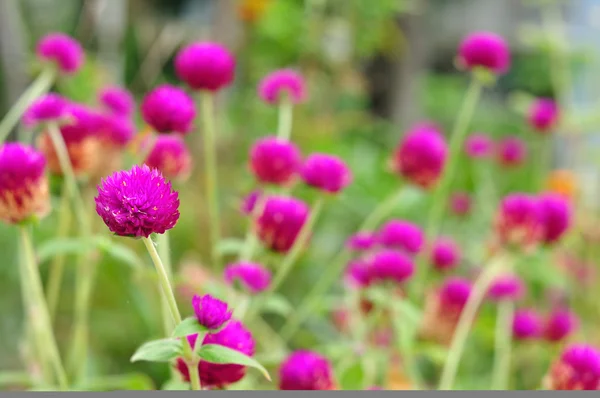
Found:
<box><xmin>130</xmin><ymin>339</ymin><xmax>183</xmax><ymax>363</ymax></box>
<box><xmin>196</xmin><ymin>344</ymin><xmax>271</xmax><ymax>381</ymax></box>
<box><xmin>171</xmin><ymin>317</ymin><xmax>207</xmax><ymax>339</ymax></box>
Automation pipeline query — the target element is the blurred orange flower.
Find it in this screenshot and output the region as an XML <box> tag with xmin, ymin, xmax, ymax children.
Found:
<box><xmin>238</xmin><ymin>0</ymin><xmax>271</xmax><ymax>23</ymax></box>
<box><xmin>545</xmin><ymin>170</ymin><xmax>577</xmax><ymax>200</ymax></box>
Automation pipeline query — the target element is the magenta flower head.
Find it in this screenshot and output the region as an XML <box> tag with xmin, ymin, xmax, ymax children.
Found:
<box><xmin>464</xmin><ymin>133</ymin><xmax>494</xmax><ymax>159</ymax></box>
<box><xmin>22</xmin><ymin>93</ymin><xmax>69</xmax><ymax>128</ymax></box>
<box><xmin>0</xmin><ymin>143</ymin><xmax>50</xmax><ymax>224</ymax></box>
<box><xmin>488</xmin><ymin>274</ymin><xmax>525</xmax><ymax>302</ymax></box>
<box><xmin>95</xmin><ymin>164</ymin><xmax>180</xmax><ymax>238</ymax></box>
<box><xmin>192</xmin><ymin>294</ymin><xmax>232</xmax><ymax>330</ymax></box>
<box><xmin>370</xmin><ymin>249</ymin><xmax>415</xmax><ymax>284</ymax></box>
<box><xmin>457</xmin><ymin>31</ymin><xmax>510</xmax><ymax>75</ymax></box>
<box><xmin>344</xmin><ymin>259</ymin><xmax>373</xmax><ymax>289</ymax></box>
<box><xmin>258</xmin><ymin>69</ymin><xmax>307</xmax><ymax>105</ymax></box>
<box><xmin>494</xmin><ymin>193</ymin><xmax>544</xmax><ymax>248</ymax></box>
<box><xmin>256</xmin><ymin>196</ymin><xmax>309</xmax><ymax>253</ymax></box>
<box><xmin>496</xmin><ymin>136</ymin><xmax>527</xmax><ymax>167</ymax></box>
<box><xmin>528</xmin><ymin>98</ymin><xmax>559</xmax><ymax>133</ymax></box>
<box><xmin>240</xmin><ymin>190</ymin><xmax>261</xmax><ymax>215</ymax></box>
<box><xmin>544</xmin><ymin>308</ymin><xmax>579</xmax><ymax>343</ymax></box>
<box><xmin>99</xmin><ymin>86</ymin><xmax>135</xmax><ymax>117</ymax></box>
<box><xmin>378</xmin><ymin>220</ymin><xmax>424</xmax><ymax>254</ymax></box>
<box><xmin>450</xmin><ymin>192</ymin><xmax>472</xmax><ymax>217</ymax></box>
<box><xmin>545</xmin><ymin>344</ymin><xmax>600</xmax><ymax>390</ymax></box>
<box><xmin>144</xmin><ymin>135</ymin><xmax>192</xmax><ymax>182</ymax></box>
<box><xmin>279</xmin><ymin>350</ymin><xmax>336</xmax><ymax>390</ymax></box>
<box><xmin>249</xmin><ymin>137</ymin><xmax>302</xmax><ymax>185</ymax></box>
<box><xmin>36</xmin><ymin>32</ymin><xmax>84</xmax><ymax>74</ymax></box>
<box><xmin>430</xmin><ymin>237</ymin><xmax>461</xmax><ymax>272</ymax></box>
<box><xmin>100</xmin><ymin>114</ymin><xmax>136</xmax><ymax>148</ymax></box>
<box><xmin>175</xmin><ymin>42</ymin><xmax>235</xmax><ymax>91</ymax></box>
<box><xmin>512</xmin><ymin>309</ymin><xmax>543</xmax><ymax>341</ymax></box>
<box><xmin>300</xmin><ymin>153</ymin><xmax>352</xmax><ymax>194</ymax></box>
<box><xmin>141</xmin><ymin>84</ymin><xmax>195</xmax><ymax>134</ymax></box>
<box><xmin>392</xmin><ymin>124</ymin><xmax>448</xmax><ymax>189</ymax></box>
<box><xmin>439</xmin><ymin>277</ymin><xmax>472</xmax><ymax>312</ymax></box>
<box><xmin>176</xmin><ymin>320</ymin><xmax>255</xmax><ymax>389</ymax></box>
<box><xmin>346</xmin><ymin>232</ymin><xmax>377</xmax><ymax>251</ymax></box>
<box><xmin>538</xmin><ymin>193</ymin><xmax>571</xmax><ymax>245</ymax></box>
<box><xmin>224</xmin><ymin>262</ymin><xmax>272</xmax><ymax>294</ymax></box>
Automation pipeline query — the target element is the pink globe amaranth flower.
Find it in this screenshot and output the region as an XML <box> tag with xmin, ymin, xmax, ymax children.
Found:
<box><xmin>512</xmin><ymin>309</ymin><xmax>543</xmax><ymax>341</ymax></box>
<box><xmin>545</xmin><ymin>344</ymin><xmax>600</xmax><ymax>390</ymax></box>
<box><xmin>144</xmin><ymin>135</ymin><xmax>192</xmax><ymax>182</ymax></box>
<box><xmin>141</xmin><ymin>84</ymin><xmax>196</xmax><ymax>134</ymax></box>
<box><xmin>240</xmin><ymin>190</ymin><xmax>261</xmax><ymax>215</ymax></box>
<box><xmin>439</xmin><ymin>277</ymin><xmax>472</xmax><ymax>311</ymax></box>
<box><xmin>192</xmin><ymin>294</ymin><xmax>232</xmax><ymax>330</ymax></box>
<box><xmin>392</xmin><ymin>125</ymin><xmax>448</xmax><ymax>189</ymax></box>
<box><xmin>544</xmin><ymin>308</ymin><xmax>579</xmax><ymax>343</ymax></box>
<box><xmin>346</xmin><ymin>231</ymin><xmax>377</xmax><ymax>251</ymax></box>
<box><xmin>528</xmin><ymin>98</ymin><xmax>559</xmax><ymax>133</ymax></box>
<box><xmin>378</xmin><ymin>220</ymin><xmax>424</xmax><ymax>254</ymax></box>
<box><xmin>494</xmin><ymin>193</ymin><xmax>544</xmax><ymax>248</ymax></box>
<box><xmin>457</xmin><ymin>31</ymin><xmax>510</xmax><ymax>75</ymax></box>
<box><xmin>370</xmin><ymin>249</ymin><xmax>415</xmax><ymax>284</ymax></box>
<box><xmin>496</xmin><ymin>136</ymin><xmax>527</xmax><ymax>167</ymax></box>
<box><xmin>94</xmin><ymin>164</ymin><xmax>180</xmax><ymax>238</ymax></box>
<box><xmin>100</xmin><ymin>114</ymin><xmax>136</xmax><ymax>148</ymax></box>
<box><xmin>430</xmin><ymin>237</ymin><xmax>461</xmax><ymax>272</ymax></box>
<box><xmin>249</xmin><ymin>137</ymin><xmax>302</xmax><ymax>185</ymax></box>
<box><xmin>279</xmin><ymin>350</ymin><xmax>336</xmax><ymax>390</ymax></box>
<box><xmin>488</xmin><ymin>274</ymin><xmax>525</xmax><ymax>302</ymax></box>
<box><xmin>539</xmin><ymin>192</ymin><xmax>571</xmax><ymax>245</ymax></box>
<box><xmin>464</xmin><ymin>133</ymin><xmax>494</xmax><ymax>159</ymax></box>
<box><xmin>36</xmin><ymin>32</ymin><xmax>84</xmax><ymax>74</ymax></box>
<box><xmin>22</xmin><ymin>93</ymin><xmax>69</xmax><ymax>128</ymax></box>
<box><xmin>175</xmin><ymin>42</ymin><xmax>235</xmax><ymax>91</ymax></box>
<box><xmin>258</xmin><ymin>69</ymin><xmax>307</xmax><ymax>105</ymax></box>
<box><xmin>450</xmin><ymin>191</ymin><xmax>472</xmax><ymax>216</ymax></box>
<box><xmin>0</xmin><ymin>143</ymin><xmax>50</xmax><ymax>224</ymax></box>
<box><xmin>99</xmin><ymin>85</ymin><xmax>135</xmax><ymax>117</ymax></box>
<box><xmin>344</xmin><ymin>259</ymin><xmax>373</xmax><ymax>289</ymax></box>
<box><xmin>175</xmin><ymin>320</ymin><xmax>255</xmax><ymax>389</ymax></box>
<box><xmin>223</xmin><ymin>262</ymin><xmax>272</xmax><ymax>294</ymax></box>
<box><xmin>301</xmin><ymin>153</ymin><xmax>352</xmax><ymax>194</ymax></box>
<box><xmin>256</xmin><ymin>196</ymin><xmax>309</xmax><ymax>253</ymax></box>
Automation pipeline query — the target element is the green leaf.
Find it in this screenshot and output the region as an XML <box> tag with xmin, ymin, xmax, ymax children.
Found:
<box><xmin>130</xmin><ymin>338</ymin><xmax>182</xmax><ymax>363</ymax></box>
<box><xmin>261</xmin><ymin>294</ymin><xmax>293</xmax><ymax>317</ymax></box>
<box><xmin>215</xmin><ymin>238</ymin><xmax>246</xmax><ymax>256</ymax></box>
<box><xmin>339</xmin><ymin>361</ymin><xmax>365</xmax><ymax>390</ymax></box>
<box><xmin>172</xmin><ymin>317</ymin><xmax>207</xmax><ymax>338</ymax></box>
<box><xmin>197</xmin><ymin>344</ymin><xmax>271</xmax><ymax>381</ymax></box>
<box><xmin>37</xmin><ymin>237</ymin><xmax>98</xmax><ymax>264</ymax></box>
<box><xmin>96</xmin><ymin>238</ymin><xmax>144</xmax><ymax>270</ymax></box>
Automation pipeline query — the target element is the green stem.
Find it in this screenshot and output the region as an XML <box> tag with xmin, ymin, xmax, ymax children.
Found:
<box><xmin>0</xmin><ymin>67</ymin><xmax>56</xmax><ymax>144</ymax></box>
<box><xmin>279</xmin><ymin>187</ymin><xmax>405</xmax><ymax>341</ymax></box>
<box><xmin>276</xmin><ymin>96</ymin><xmax>293</xmax><ymax>141</ymax></box>
<box><xmin>438</xmin><ymin>256</ymin><xmax>505</xmax><ymax>390</ymax></box>
<box><xmin>491</xmin><ymin>300</ymin><xmax>514</xmax><ymax>390</ymax></box>
<box><xmin>238</xmin><ymin>193</ymin><xmax>268</xmax><ymax>262</ymax></box>
<box><xmin>390</xmin><ymin>299</ymin><xmax>423</xmax><ymax>389</ymax></box>
<box><xmin>156</xmin><ymin>232</ymin><xmax>175</xmax><ymax>335</ymax></box>
<box><xmin>19</xmin><ymin>226</ymin><xmax>69</xmax><ymax>390</ymax></box>
<box><xmin>200</xmin><ymin>92</ymin><xmax>221</xmax><ymax>272</ymax></box>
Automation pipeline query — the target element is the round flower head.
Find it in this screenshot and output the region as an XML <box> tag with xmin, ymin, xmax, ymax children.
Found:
<box><xmin>22</xmin><ymin>93</ymin><xmax>69</xmax><ymax>128</ymax></box>
<box><xmin>249</xmin><ymin>137</ymin><xmax>302</xmax><ymax>185</ymax></box>
<box><xmin>0</xmin><ymin>143</ymin><xmax>50</xmax><ymax>224</ymax></box>
<box><xmin>544</xmin><ymin>308</ymin><xmax>579</xmax><ymax>343</ymax></box>
<box><xmin>100</xmin><ymin>114</ymin><xmax>136</xmax><ymax>148</ymax></box>
<box><xmin>240</xmin><ymin>190</ymin><xmax>261</xmax><ymax>215</ymax></box>
<box><xmin>496</xmin><ymin>136</ymin><xmax>527</xmax><ymax>167</ymax></box>
<box><xmin>370</xmin><ymin>249</ymin><xmax>415</xmax><ymax>284</ymax></box>
<box><xmin>176</xmin><ymin>320</ymin><xmax>255</xmax><ymax>388</ymax></box>
<box><xmin>99</xmin><ymin>85</ymin><xmax>135</xmax><ymax>117</ymax></box>
<box><xmin>538</xmin><ymin>193</ymin><xmax>571</xmax><ymax>245</ymax></box>
<box><xmin>488</xmin><ymin>274</ymin><xmax>525</xmax><ymax>302</ymax></box>
<box><xmin>494</xmin><ymin>193</ymin><xmax>544</xmax><ymax>248</ymax></box>
<box><xmin>224</xmin><ymin>262</ymin><xmax>272</xmax><ymax>294</ymax></box>
<box><xmin>546</xmin><ymin>344</ymin><xmax>600</xmax><ymax>390</ymax></box>
<box><xmin>141</xmin><ymin>84</ymin><xmax>196</xmax><ymax>134</ymax></box>
<box><xmin>430</xmin><ymin>237</ymin><xmax>461</xmax><ymax>272</ymax></box>
<box><xmin>95</xmin><ymin>164</ymin><xmax>180</xmax><ymax>238</ymax></box>
<box><xmin>392</xmin><ymin>125</ymin><xmax>448</xmax><ymax>189</ymax></box>
<box><xmin>144</xmin><ymin>135</ymin><xmax>192</xmax><ymax>181</ymax></box>
<box><xmin>36</xmin><ymin>32</ymin><xmax>84</xmax><ymax>74</ymax></box>
<box><xmin>457</xmin><ymin>31</ymin><xmax>510</xmax><ymax>75</ymax></box>
<box><xmin>346</xmin><ymin>231</ymin><xmax>377</xmax><ymax>251</ymax></box>
<box><xmin>258</xmin><ymin>69</ymin><xmax>307</xmax><ymax>105</ymax></box>
<box><xmin>439</xmin><ymin>277</ymin><xmax>472</xmax><ymax>311</ymax></box>
<box><xmin>279</xmin><ymin>350</ymin><xmax>335</xmax><ymax>390</ymax></box>
<box><xmin>175</xmin><ymin>42</ymin><xmax>235</xmax><ymax>91</ymax></box>
<box><xmin>192</xmin><ymin>294</ymin><xmax>232</xmax><ymax>330</ymax></box>
<box><xmin>512</xmin><ymin>309</ymin><xmax>543</xmax><ymax>340</ymax></box>
<box><xmin>465</xmin><ymin>133</ymin><xmax>494</xmax><ymax>159</ymax></box>
<box><xmin>301</xmin><ymin>153</ymin><xmax>352</xmax><ymax>194</ymax></box>
<box><xmin>450</xmin><ymin>191</ymin><xmax>472</xmax><ymax>216</ymax></box>
<box><xmin>528</xmin><ymin>98</ymin><xmax>559</xmax><ymax>133</ymax></box>
<box><xmin>378</xmin><ymin>220</ymin><xmax>424</xmax><ymax>254</ymax></box>
<box><xmin>256</xmin><ymin>196</ymin><xmax>309</xmax><ymax>253</ymax></box>
<box><xmin>344</xmin><ymin>259</ymin><xmax>373</xmax><ymax>289</ymax></box>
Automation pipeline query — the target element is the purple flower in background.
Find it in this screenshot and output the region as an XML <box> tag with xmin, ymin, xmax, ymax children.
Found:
<box><xmin>175</xmin><ymin>42</ymin><xmax>235</xmax><ymax>91</ymax></box>
<box><xmin>141</xmin><ymin>85</ymin><xmax>196</xmax><ymax>134</ymax></box>
<box><xmin>450</xmin><ymin>192</ymin><xmax>472</xmax><ymax>216</ymax></box>
<box><xmin>224</xmin><ymin>262</ymin><xmax>272</xmax><ymax>294</ymax></box>
<box><xmin>497</xmin><ymin>136</ymin><xmax>527</xmax><ymax>167</ymax></box>
<box><xmin>344</xmin><ymin>259</ymin><xmax>373</xmax><ymax>289</ymax></box>
<box><xmin>258</xmin><ymin>69</ymin><xmax>307</xmax><ymax>105</ymax></box>
<box><xmin>144</xmin><ymin>135</ymin><xmax>192</xmax><ymax>181</ymax></box>
<box><xmin>250</xmin><ymin>137</ymin><xmax>302</xmax><ymax>185</ymax></box>
<box><xmin>256</xmin><ymin>196</ymin><xmax>309</xmax><ymax>253</ymax></box>
<box><xmin>546</xmin><ymin>344</ymin><xmax>600</xmax><ymax>390</ymax></box>
<box><xmin>464</xmin><ymin>133</ymin><xmax>494</xmax><ymax>159</ymax></box>
<box><xmin>370</xmin><ymin>249</ymin><xmax>415</xmax><ymax>284</ymax></box>
<box><xmin>279</xmin><ymin>350</ymin><xmax>336</xmax><ymax>390</ymax></box>
<box><xmin>36</xmin><ymin>32</ymin><xmax>84</xmax><ymax>74</ymax></box>
<box><xmin>378</xmin><ymin>220</ymin><xmax>424</xmax><ymax>254</ymax></box>
<box><xmin>99</xmin><ymin>86</ymin><xmax>135</xmax><ymax>117</ymax></box>
<box><xmin>430</xmin><ymin>237</ymin><xmax>461</xmax><ymax>272</ymax></box>
<box><xmin>439</xmin><ymin>277</ymin><xmax>472</xmax><ymax>311</ymax></box>
<box><xmin>544</xmin><ymin>308</ymin><xmax>579</xmax><ymax>343</ymax></box>
<box><xmin>100</xmin><ymin>114</ymin><xmax>136</xmax><ymax>147</ymax></box>
<box><xmin>346</xmin><ymin>232</ymin><xmax>377</xmax><ymax>251</ymax></box>
<box><xmin>22</xmin><ymin>93</ymin><xmax>69</xmax><ymax>128</ymax></box>
<box><xmin>192</xmin><ymin>294</ymin><xmax>232</xmax><ymax>330</ymax></box>
<box><xmin>457</xmin><ymin>31</ymin><xmax>510</xmax><ymax>75</ymax></box>
<box><xmin>488</xmin><ymin>274</ymin><xmax>525</xmax><ymax>302</ymax></box>
<box><xmin>538</xmin><ymin>193</ymin><xmax>571</xmax><ymax>245</ymax></box>
<box><xmin>95</xmin><ymin>164</ymin><xmax>180</xmax><ymax>238</ymax></box>
<box><xmin>495</xmin><ymin>193</ymin><xmax>544</xmax><ymax>248</ymax></box>
<box><xmin>300</xmin><ymin>153</ymin><xmax>352</xmax><ymax>194</ymax></box>
<box><xmin>513</xmin><ymin>309</ymin><xmax>543</xmax><ymax>340</ymax></box>
<box><xmin>528</xmin><ymin>98</ymin><xmax>559</xmax><ymax>133</ymax></box>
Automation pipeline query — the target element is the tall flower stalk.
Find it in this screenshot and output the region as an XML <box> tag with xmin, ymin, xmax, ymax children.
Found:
<box><xmin>491</xmin><ymin>300</ymin><xmax>515</xmax><ymax>389</ymax></box>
